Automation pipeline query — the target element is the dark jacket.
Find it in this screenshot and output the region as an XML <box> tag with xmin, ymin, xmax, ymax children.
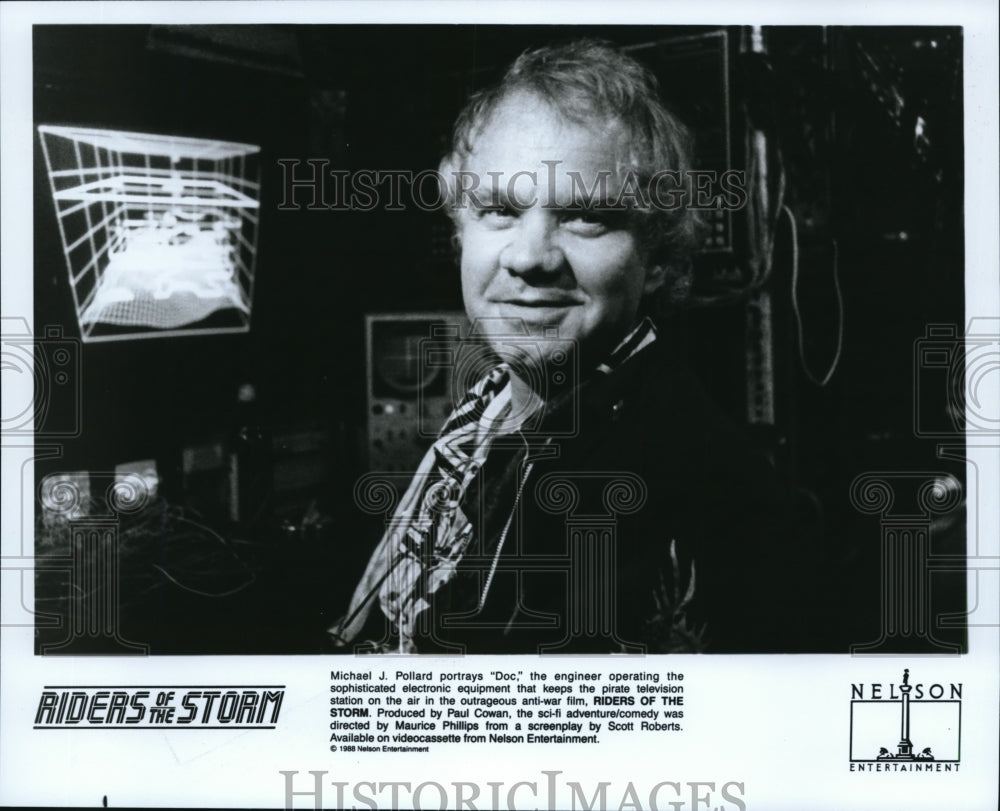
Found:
<box><xmin>408</xmin><ymin>336</ymin><xmax>823</xmax><ymax>654</ymax></box>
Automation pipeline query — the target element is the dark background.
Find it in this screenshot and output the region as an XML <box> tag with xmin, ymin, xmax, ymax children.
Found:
<box><xmin>32</xmin><ymin>25</ymin><xmax>966</xmax><ymax>654</ymax></box>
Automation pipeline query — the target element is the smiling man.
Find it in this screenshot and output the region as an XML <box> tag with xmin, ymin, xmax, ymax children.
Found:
<box><xmin>331</xmin><ymin>40</ymin><xmax>818</xmax><ymax>655</ymax></box>
<box><xmin>454</xmin><ymin>90</ymin><xmax>671</xmax><ymax>420</ymax></box>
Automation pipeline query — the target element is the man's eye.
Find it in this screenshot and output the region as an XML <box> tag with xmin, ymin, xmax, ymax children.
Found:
<box><xmin>561</xmin><ymin>211</ymin><xmax>613</xmax><ymax>234</ymax></box>
<box><xmin>475</xmin><ymin>204</ymin><xmax>518</xmax><ymax>222</ymax></box>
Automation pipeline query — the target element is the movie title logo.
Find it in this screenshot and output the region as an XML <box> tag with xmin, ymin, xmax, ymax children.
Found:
<box><xmin>34</xmin><ymin>686</ymin><xmax>285</xmax><ymax>729</ymax></box>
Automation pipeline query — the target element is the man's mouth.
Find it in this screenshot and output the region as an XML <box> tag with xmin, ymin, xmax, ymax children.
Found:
<box><xmin>501</xmin><ymin>298</ymin><xmax>580</xmax><ymax>307</ymax></box>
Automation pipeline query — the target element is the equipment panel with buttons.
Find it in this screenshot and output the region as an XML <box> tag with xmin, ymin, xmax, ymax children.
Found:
<box><xmin>365</xmin><ymin>312</ymin><xmax>468</xmax><ymax>476</ymax></box>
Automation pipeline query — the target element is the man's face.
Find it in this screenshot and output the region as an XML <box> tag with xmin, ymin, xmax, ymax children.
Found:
<box><xmin>455</xmin><ymin>93</ymin><xmax>663</xmax><ymax>373</ymax></box>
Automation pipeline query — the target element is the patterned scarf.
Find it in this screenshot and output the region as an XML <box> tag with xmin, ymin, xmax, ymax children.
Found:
<box><xmin>331</xmin><ymin>363</ymin><xmax>520</xmax><ymax>651</ymax></box>
<box><xmin>330</xmin><ymin>318</ymin><xmax>657</xmax><ymax>652</ymax></box>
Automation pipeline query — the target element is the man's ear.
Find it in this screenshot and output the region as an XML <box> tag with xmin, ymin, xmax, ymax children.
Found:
<box><xmin>643</xmin><ymin>264</ymin><xmax>667</xmax><ymax>295</ymax></box>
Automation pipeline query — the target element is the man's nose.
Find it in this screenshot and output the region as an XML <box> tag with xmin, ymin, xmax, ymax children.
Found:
<box><xmin>499</xmin><ymin>213</ymin><xmax>565</xmax><ymax>275</ymax></box>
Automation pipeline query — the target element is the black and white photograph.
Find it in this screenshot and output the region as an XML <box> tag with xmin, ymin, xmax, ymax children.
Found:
<box><xmin>1</xmin><ymin>2</ymin><xmax>997</xmax><ymax>809</ymax></box>
<box><xmin>27</xmin><ymin>22</ymin><xmax>970</xmax><ymax>656</ymax></box>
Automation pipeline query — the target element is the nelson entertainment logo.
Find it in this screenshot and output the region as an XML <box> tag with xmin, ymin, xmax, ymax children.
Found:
<box><xmin>849</xmin><ymin>669</ymin><xmax>961</xmax><ymax>771</ymax></box>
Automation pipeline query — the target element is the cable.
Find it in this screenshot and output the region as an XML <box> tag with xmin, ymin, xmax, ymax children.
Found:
<box><xmin>787</xmin><ymin>205</ymin><xmax>844</xmax><ymax>386</ymax></box>
<box><xmin>148</xmin><ymin>506</ymin><xmax>258</xmax><ymax>598</ymax></box>
<box><xmin>151</xmin><ymin>564</ymin><xmax>257</xmax><ymax>599</ymax></box>
<box><xmin>763</xmin><ymin>152</ymin><xmax>787</xmax><ymax>283</ymax></box>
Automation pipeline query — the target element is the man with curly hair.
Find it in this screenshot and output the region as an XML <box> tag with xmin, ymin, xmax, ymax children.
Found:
<box><xmin>331</xmin><ymin>40</ymin><xmax>817</xmax><ymax>655</ymax></box>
